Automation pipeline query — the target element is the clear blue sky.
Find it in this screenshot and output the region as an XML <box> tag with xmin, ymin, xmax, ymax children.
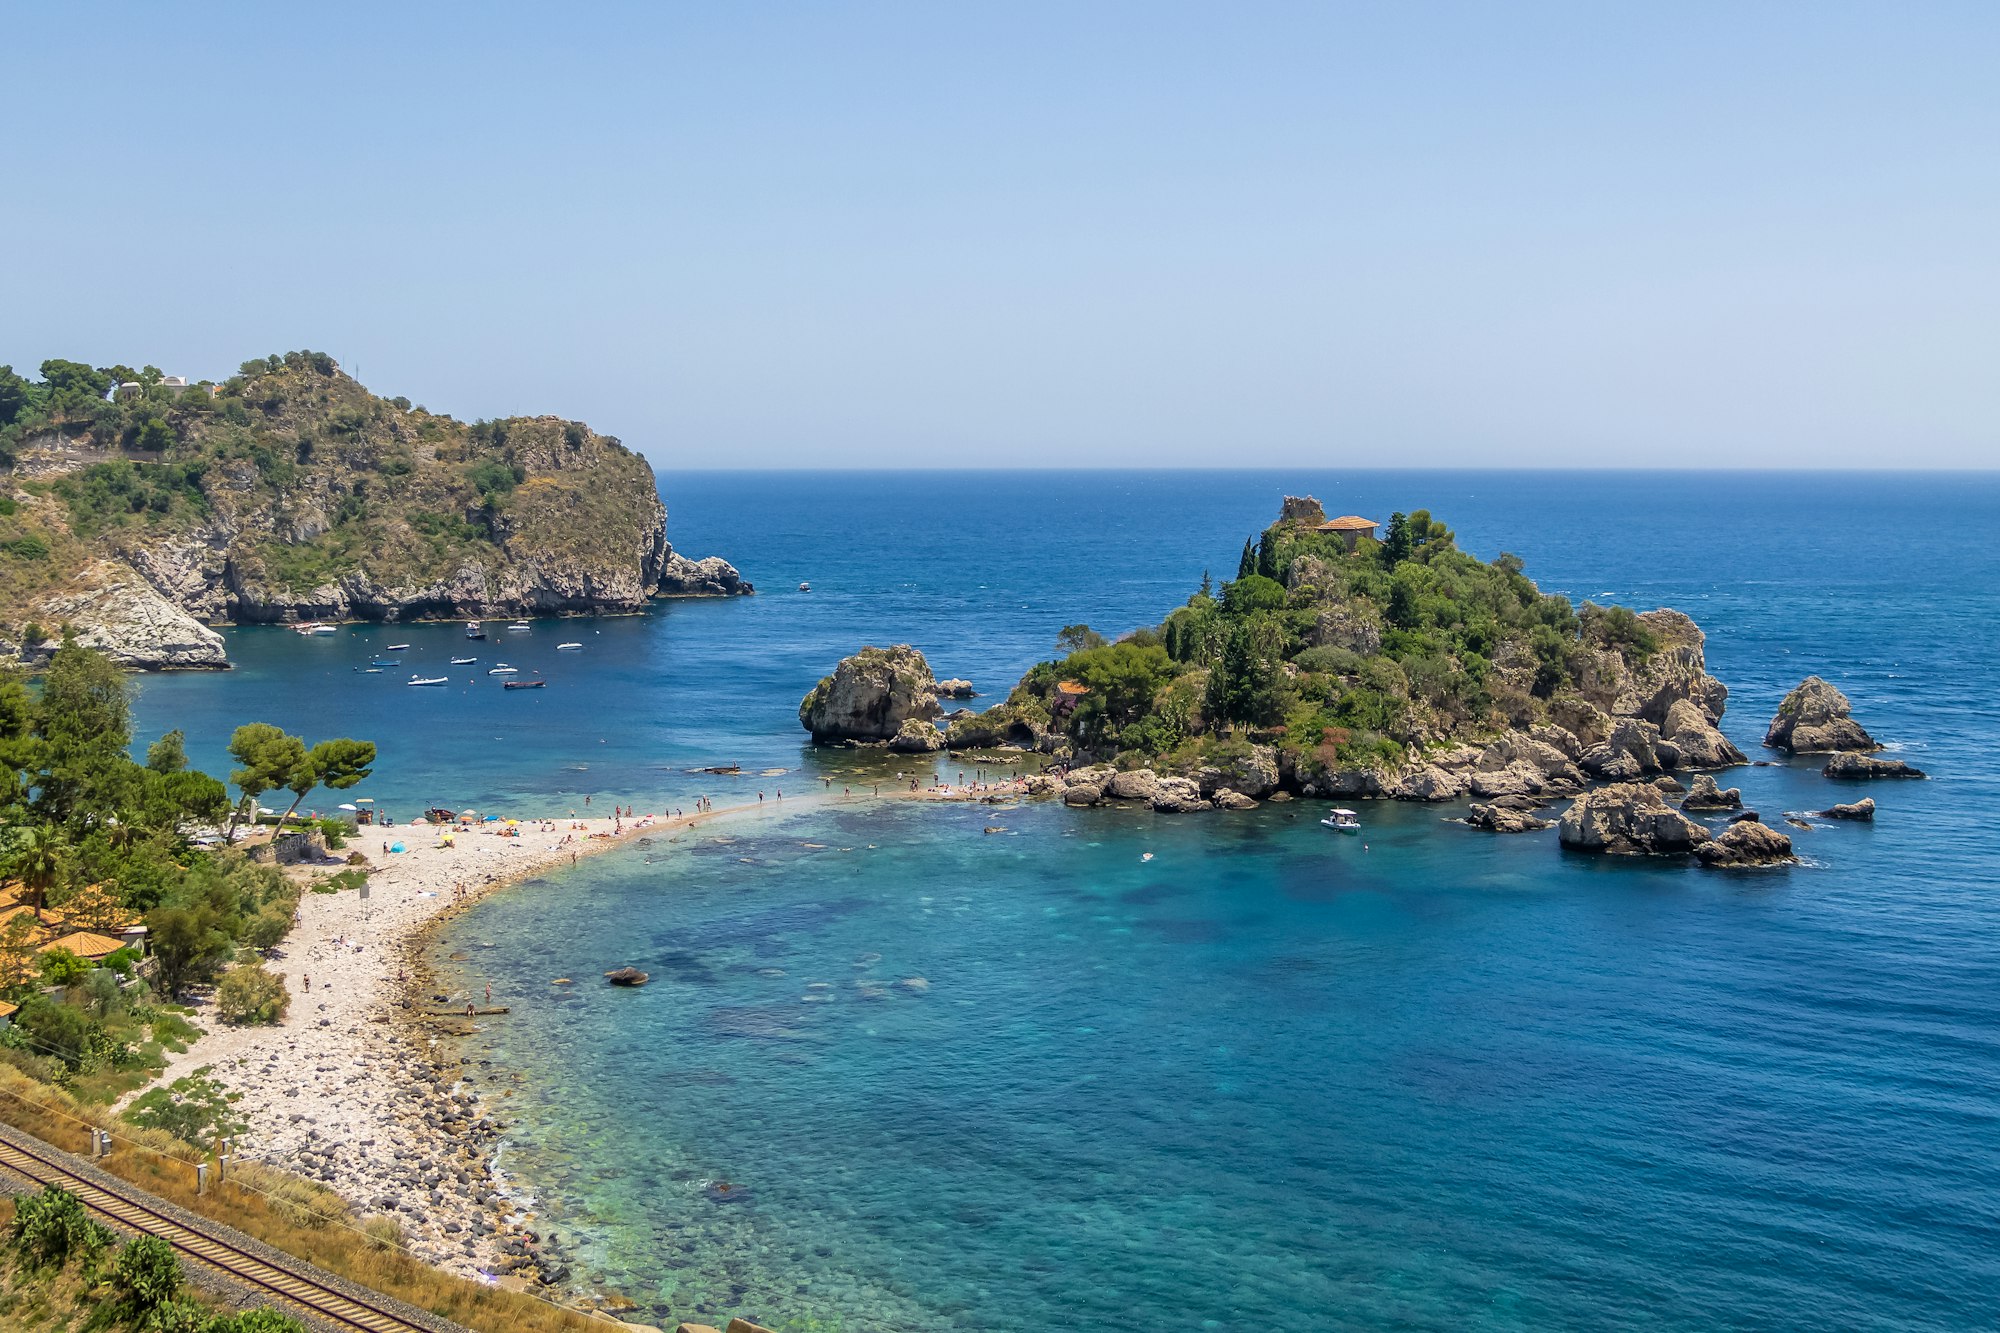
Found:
<box><xmin>4</xmin><ymin>2</ymin><xmax>1995</xmax><ymax>468</ymax></box>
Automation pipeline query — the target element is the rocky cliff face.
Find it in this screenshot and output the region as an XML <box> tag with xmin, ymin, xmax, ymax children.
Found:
<box><xmin>0</xmin><ymin>353</ymin><xmax>747</xmax><ymax>667</ymax></box>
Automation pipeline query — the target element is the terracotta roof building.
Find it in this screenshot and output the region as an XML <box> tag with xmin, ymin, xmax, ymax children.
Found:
<box><xmin>1315</xmin><ymin>515</ymin><xmax>1380</xmax><ymax>551</ymax></box>
<box><xmin>37</xmin><ymin>931</ymin><xmax>127</xmax><ymax>962</ymax></box>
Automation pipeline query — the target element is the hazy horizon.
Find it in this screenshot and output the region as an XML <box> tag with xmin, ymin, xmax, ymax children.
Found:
<box><xmin>6</xmin><ymin>2</ymin><xmax>1995</xmax><ymax>471</ymax></box>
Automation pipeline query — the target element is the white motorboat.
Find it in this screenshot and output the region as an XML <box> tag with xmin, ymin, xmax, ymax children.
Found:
<box><xmin>385</xmin><ymin>643</ymin><xmax>411</xmax><ymax>651</ymax></box>
<box><xmin>557</xmin><ymin>642</ymin><xmax>582</xmax><ymax>651</ymax></box>
<box><xmin>507</xmin><ymin>622</ymin><xmax>531</xmax><ymax>632</ymax></box>
<box><xmin>450</xmin><ymin>656</ymin><xmax>478</xmax><ymax>665</ymax></box>
<box><xmin>1321</xmin><ymin>808</ymin><xmax>1362</xmax><ymax>833</ymax></box>
<box><xmin>408</xmin><ymin>676</ymin><xmax>448</xmax><ymax>687</ymax></box>
<box><xmin>488</xmin><ymin>665</ymin><xmax>519</xmax><ymax>675</ymax></box>
<box><xmin>799</xmin><ymin>582</ymin><xmax>811</xmax><ymax>592</ymax></box>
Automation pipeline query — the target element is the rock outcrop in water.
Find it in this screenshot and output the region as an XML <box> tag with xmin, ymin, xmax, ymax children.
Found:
<box><xmin>0</xmin><ymin>350</ymin><xmax>748</xmax><ymax>668</ymax></box>
<box><xmin>1764</xmin><ymin>676</ymin><xmax>1879</xmax><ymax>753</ymax></box>
<box><xmin>1557</xmin><ymin>783</ymin><xmax>1711</xmax><ymax>856</ymax></box>
<box><xmin>799</xmin><ymin>645</ymin><xmax>943</xmax><ymax>744</ymax></box>
<box><xmin>1680</xmin><ymin>773</ymin><xmax>1742</xmax><ymax>810</ymax></box>
<box><xmin>1822</xmin><ymin>753</ymin><xmax>1925</xmax><ymax>780</ymax></box>
<box><xmin>1693</xmin><ymin>819</ymin><xmax>1796</xmax><ymax>867</ymax></box>
<box><xmin>1820</xmin><ymin>797</ymin><xmax>1877</xmax><ymax>820</ymax></box>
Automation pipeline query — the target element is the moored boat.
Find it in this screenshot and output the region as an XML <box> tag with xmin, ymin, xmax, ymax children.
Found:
<box><xmin>466</xmin><ymin>621</ymin><xmax>487</xmax><ymax>639</ymax></box>
<box><xmin>369</xmin><ymin>657</ymin><xmax>401</xmax><ymax>667</ymax></box>
<box><xmin>408</xmin><ymin>675</ymin><xmax>449</xmax><ymax>686</ymax></box>
<box><xmin>503</xmin><ymin>678</ymin><xmax>547</xmax><ymax>690</ymax></box>
<box><xmin>488</xmin><ymin>664</ymin><xmax>519</xmax><ymax>675</ymax></box>
<box><xmin>1321</xmin><ymin>808</ymin><xmax>1362</xmax><ymax>833</ymax></box>
<box><xmin>450</xmin><ymin>656</ymin><xmax>477</xmax><ymax>665</ymax></box>
<box><xmin>385</xmin><ymin>643</ymin><xmax>411</xmax><ymax>651</ymax></box>
<box><xmin>507</xmin><ymin>621</ymin><xmax>531</xmax><ymax>632</ymax></box>
<box><xmin>557</xmin><ymin>642</ymin><xmax>583</xmax><ymax>651</ymax></box>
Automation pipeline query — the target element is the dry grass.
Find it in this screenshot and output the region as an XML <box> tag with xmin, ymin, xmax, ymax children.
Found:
<box><xmin>0</xmin><ymin>1067</ymin><xmax>612</xmax><ymax>1333</ymax></box>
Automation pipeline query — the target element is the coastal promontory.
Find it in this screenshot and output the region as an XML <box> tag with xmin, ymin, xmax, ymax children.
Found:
<box><xmin>0</xmin><ymin>351</ymin><xmax>748</xmax><ymax>667</ymax></box>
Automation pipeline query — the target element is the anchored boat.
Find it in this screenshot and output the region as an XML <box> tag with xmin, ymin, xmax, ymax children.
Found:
<box><xmin>503</xmin><ymin>678</ymin><xmax>547</xmax><ymax>690</ymax></box>
<box><xmin>557</xmin><ymin>642</ymin><xmax>583</xmax><ymax>651</ymax></box>
<box><xmin>488</xmin><ymin>664</ymin><xmax>519</xmax><ymax>675</ymax></box>
<box><xmin>1321</xmin><ymin>808</ymin><xmax>1362</xmax><ymax>833</ymax></box>
<box><xmin>466</xmin><ymin>621</ymin><xmax>487</xmax><ymax>639</ymax></box>
<box><xmin>450</xmin><ymin>656</ymin><xmax>477</xmax><ymax>665</ymax></box>
<box><xmin>408</xmin><ymin>676</ymin><xmax>449</xmax><ymax>687</ymax></box>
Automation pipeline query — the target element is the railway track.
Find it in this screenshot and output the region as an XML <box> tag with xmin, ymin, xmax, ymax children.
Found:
<box><xmin>0</xmin><ymin>1129</ymin><xmax>458</xmax><ymax>1333</ymax></box>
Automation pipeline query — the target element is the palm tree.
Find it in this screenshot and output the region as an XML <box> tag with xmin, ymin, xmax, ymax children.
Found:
<box><xmin>4</xmin><ymin>826</ymin><xmax>67</xmax><ymax>915</ymax></box>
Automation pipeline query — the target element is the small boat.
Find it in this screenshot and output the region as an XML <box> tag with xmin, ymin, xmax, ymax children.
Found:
<box><xmin>503</xmin><ymin>679</ymin><xmax>546</xmax><ymax>690</ymax></box>
<box><xmin>358</xmin><ymin>667</ymin><xmax>383</xmax><ymax>674</ymax></box>
<box><xmin>1321</xmin><ymin>808</ymin><xmax>1362</xmax><ymax>833</ymax></box>
<box><xmin>799</xmin><ymin>582</ymin><xmax>811</xmax><ymax>592</ymax></box>
<box><xmin>507</xmin><ymin>621</ymin><xmax>531</xmax><ymax>632</ymax></box>
<box><xmin>466</xmin><ymin>621</ymin><xmax>487</xmax><ymax>640</ymax></box>
<box><xmin>312</xmin><ymin>624</ymin><xmax>337</xmax><ymax>634</ymax></box>
<box><xmin>385</xmin><ymin>643</ymin><xmax>411</xmax><ymax>651</ymax></box>
<box><xmin>408</xmin><ymin>676</ymin><xmax>449</xmax><ymax>687</ymax></box>
<box><xmin>488</xmin><ymin>665</ymin><xmax>519</xmax><ymax>675</ymax></box>
<box><xmin>557</xmin><ymin>642</ymin><xmax>582</xmax><ymax>651</ymax></box>
<box><xmin>293</xmin><ymin>621</ymin><xmax>331</xmax><ymax>635</ymax></box>
<box><xmin>450</xmin><ymin>656</ymin><xmax>477</xmax><ymax>665</ymax></box>
<box><xmin>369</xmin><ymin>657</ymin><xmax>401</xmax><ymax>667</ymax></box>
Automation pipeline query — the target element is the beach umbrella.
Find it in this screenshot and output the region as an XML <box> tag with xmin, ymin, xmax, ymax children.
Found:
<box><xmin>355</xmin><ymin>798</ymin><xmax>374</xmax><ymax>804</ymax></box>
<box><xmin>460</xmin><ymin>808</ymin><xmax>479</xmax><ymax>816</ymax></box>
<box><xmin>338</xmin><ymin>803</ymin><xmax>358</xmax><ymax>811</ymax></box>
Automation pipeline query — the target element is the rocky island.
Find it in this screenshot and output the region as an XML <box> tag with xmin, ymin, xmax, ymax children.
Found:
<box><xmin>0</xmin><ymin>352</ymin><xmax>748</xmax><ymax>667</ymax></box>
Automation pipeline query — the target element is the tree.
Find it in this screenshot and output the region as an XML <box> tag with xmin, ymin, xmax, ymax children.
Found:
<box><xmin>34</xmin><ymin>640</ymin><xmax>134</xmax><ymax>828</ymax></box>
<box><xmin>1256</xmin><ymin>531</ymin><xmax>1279</xmax><ymax>580</ymax></box>
<box><xmin>36</xmin><ymin>360</ymin><xmax>112</xmax><ymax>418</ymax></box>
<box><xmin>4</xmin><ymin>825</ymin><xmax>68</xmax><ymax>911</ymax></box>
<box><xmin>36</xmin><ymin>947</ymin><xmax>90</xmax><ymax>988</ymax></box>
<box><xmin>1054</xmin><ymin>625</ymin><xmax>1107</xmax><ymax>656</ymax></box>
<box><xmin>1236</xmin><ymin>537</ymin><xmax>1256</xmax><ymax>580</ymax></box>
<box><xmin>268</xmin><ymin>737</ymin><xmax>375</xmax><ymax>829</ymax></box>
<box><xmin>147</xmin><ymin>729</ymin><xmax>188</xmax><ymax>774</ymax></box>
<box><xmin>146</xmin><ymin>906</ymin><xmax>230</xmax><ymax>997</ymax></box>
<box><xmin>225</xmin><ymin>723</ymin><xmax>307</xmax><ymax>840</ymax></box>
<box><xmin>128</xmin><ymin>1067</ymin><xmax>247</xmax><ymax>1145</ymax></box>
<box><xmin>113</xmin><ymin>1234</ymin><xmax>182</xmax><ymax>1314</ymax></box>
<box><xmin>0</xmin><ymin>365</ymin><xmax>32</xmax><ymax>426</ymax></box>
<box><xmin>0</xmin><ymin>914</ymin><xmax>38</xmax><ymax>988</ymax></box>
<box><xmin>1380</xmin><ymin>511</ymin><xmax>1412</xmax><ymax>567</ymax></box>
<box><xmin>216</xmin><ymin>964</ymin><xmax>289</xmax><ymax>1024</ymax></box>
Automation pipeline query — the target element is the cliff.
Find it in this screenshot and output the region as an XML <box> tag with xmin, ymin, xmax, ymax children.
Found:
<box><xmin>957</xmin><ymin>497</ymin><xmax>1741</xmax><ymax>802</ymax></box>
<box><xmin>0</xmin><ymin>352</ymin><xmax>748</xmax><ymax>666</ymax></box>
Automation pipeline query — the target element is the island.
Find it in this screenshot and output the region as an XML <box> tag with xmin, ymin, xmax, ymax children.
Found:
<box><xmin>0</xmin><ymin>353</ymin><xmax>749</xmax><ymax>669</ymax></box>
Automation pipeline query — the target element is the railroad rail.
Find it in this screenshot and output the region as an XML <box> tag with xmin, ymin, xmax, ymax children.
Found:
<box><xmin>0</xmin><ymin>1128</ymin><xmax>456</xmax><ymax>1333</ymax></box>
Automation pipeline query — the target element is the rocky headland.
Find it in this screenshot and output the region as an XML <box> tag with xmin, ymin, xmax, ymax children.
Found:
<box><xmin>0</xmin><ymin>351</ymin><xmax>749</xmax><ymax>668</ymax></box>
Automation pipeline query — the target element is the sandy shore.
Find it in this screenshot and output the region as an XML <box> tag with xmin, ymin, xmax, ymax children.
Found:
<box><xmin>144</xmin><ymin>798</ymin><xmax>782</xmax><ymax>1277</ymax></box>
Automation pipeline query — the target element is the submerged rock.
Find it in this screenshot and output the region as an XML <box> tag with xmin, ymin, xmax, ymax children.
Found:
<box><xmin>1557</xmin><ymin>782</ymin><xmax>1711</xmax><ymax>856</ymax></box>
<box><xmin>1764</xmin><ymin>676</ymin><xmax>1880</xmax><ymax>753</ymax></box>
<box><xmin>603</xmin><ymin>967</ymin><xmax>649</xmax><ymax>987</ymax></box>
<box><xmin>1822</xmin><ymin>753</ymin><xmax>1925</xmax><ymax>780</ymax></box>
<box><xmin>1820</xmin><ymin>797</ymin><xmax>1877</xmax><ymax>820</ymax></box>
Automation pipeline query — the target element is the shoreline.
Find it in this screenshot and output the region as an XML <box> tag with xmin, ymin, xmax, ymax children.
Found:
<box><xmin>148</xmin><ymin>776</ymin><xmax>1027</xmax><ymax>1288</ymax></box>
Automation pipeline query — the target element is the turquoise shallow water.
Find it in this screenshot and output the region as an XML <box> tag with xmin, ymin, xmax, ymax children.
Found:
<box><xmin>134</xmin><ymin>471</ymin><xmax>2000</xmax><ymax>1330</ymax></box>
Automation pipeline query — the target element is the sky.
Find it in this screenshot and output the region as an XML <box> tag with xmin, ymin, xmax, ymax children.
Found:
<box><xmin>4</xmin><ymin>2</ymin><xmax>1996</xmax><ymax>469</ymax></box>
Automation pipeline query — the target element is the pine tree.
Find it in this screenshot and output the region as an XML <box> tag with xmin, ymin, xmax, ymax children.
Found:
<box><xmin>1236</xmin><ymin>538</ymin><xmax>1255</xmax><ymax>580</ymax></box>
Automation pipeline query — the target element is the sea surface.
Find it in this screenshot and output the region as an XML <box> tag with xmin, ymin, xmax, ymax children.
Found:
<box><xmin>133</xmin><ymin>471</ymin><xmax>2000</xmax><ymax>1331</ymax></box>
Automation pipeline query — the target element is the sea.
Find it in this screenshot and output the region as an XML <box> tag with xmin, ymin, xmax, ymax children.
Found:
<box><xmin>129</xmin><ymin>471</ymin><xmax>2000</xmax><ymax>1332</ymax></box>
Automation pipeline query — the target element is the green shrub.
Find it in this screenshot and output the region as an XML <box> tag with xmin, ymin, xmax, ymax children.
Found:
<box><xmin>10</xmin><ymin>1184</ymin><xmax>111</xmax><ymax>1265</ymax></box>
<box><xmin>114</xmin><ymin>1233</ymin><xmax>182</xmax><ymax>1312</ymax></box>
<box><xmin>1</xmin><ymin>534</ymin><xmax>49</xmax><ymax>560</ymax></box>
<box><xmin>215</xmin><ymin>964</ymin><xmax>288</xmax><ymax>1025</ymax></box>
<box><xmin>126</xmin><ymin>1068</ymin><xmax>247</xmax><ymax>1145</ymax></box>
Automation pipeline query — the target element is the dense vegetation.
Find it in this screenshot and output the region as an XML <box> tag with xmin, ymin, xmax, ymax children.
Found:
<box><xmin>0</xmin><ymin>1184</ymin><xmax>304</xmax><ymax>1332</ymax></box>
<box><xmin>0</xmin><ymin>351</ymin><xmax>666</xmax><ymax>631</ymax></box>
<box><xmin>957</xmin><ymin>503</ymin><xmax>1664</xmax><ymax>781</ymax></box>
<box><xmin>0</xmin><ymin>640</ymin><xmax>370</xmax><ymax>1101</ymax></box>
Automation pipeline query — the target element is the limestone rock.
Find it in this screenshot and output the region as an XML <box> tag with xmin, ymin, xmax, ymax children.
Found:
<box><xmin>1105</xmin><ymin>769</ymin><xmax>1161</xmax><ymax>802</ymax></box>
<box><xmin>799</xmin><ymin>645</ymin><xmax>941</xmax><ymax>743</ymax></box>
<box><xmin>1149</xmin><ymin>776</ymin><xmax>1212</xmax><ymax>813</ymax></box>
<box><xmin>1693</xmin><ymin>820</ymin><xmax>1796</xmax><ymax>867</ymax></box>
<box><xmin>1680</xmin><ymin>774</ymin><xmax>1743</xmax><ymax>810</ymax></box>
<box><xmin>1548</xmin><ymin>695</ymin><xmax>1613</xmax><ymax>747</ymax></box>
<box><xmin>1820</xmin><ymin>797</ymin><xmax>1876</xmax><ymax>820</ymax></box>
<box><xmin>603</xmin><ymin>967</ymin><xmax>649</xmax><ymax>986</ymax></box>
<box><xmin>656</xmin><ymin>552</ymin><xmax>752</xmax><ymax>597</ymax></box>
<box><xmin>1465</xmin><ymin>803</ymin><xmax>1552</xmax><ymax>833</ymax></box>
<box><xmin>933</xmin><ymin>678</ymin><xmax>976</xmax><ymax>699</ymax></box>
<box><xmin>1279</xmin><ymin>495</ymin><xmax>1328</xmax><ymax>526</ymax></box>
<box><xmin>1469</xmin><ymin>761</ymin><xmax>1549</xmax><ymax>799</ymax></box>
<box><xmin>1625</xmin><ymin>609</ymin><xmax>1732</xmax><ymax>723</ymax></box>
<box><xmin>1764</xmin><ymin>676</ymin><xmax>1879</xmax><ymax>753</ymax></box>
<box><xmin>1384</xmin><ymin>764</ymin><xmax>1462</xmax><ymax>802</ymax></box>
<box><xmin>887</xmin><ymin>718</ymin><xmax>945</xmax><ymax>753</ymax></box>
<box><xmin>1661</xmin><ymin>698</ymin><xmax>1747</xmax><ymax>769</ymax></box>
<box><xmin>1558</xmin><ymin>782</ymin><xmax>1712</xmax><ymax>856</ymax></box>
<box><xmin>1062</xmin><ymin>782</ymin><xmax>1103</xmax><ymax>806</ymax></box>
<box><xmin>1822</xmin><ymin>753</ymin><xmax>1925</xmax><ymax>780</ymax></box>
<box><xmin>1212</xmin><ymin>788</ymin><xmax>1259</xmax><ymax>810</ymax></box>
<box><xmin>1579</xmin><ymin>718</ymin><xmax>1672</xmax><ymax>780</ymax></box>
<box><xmin>1023</xmin><ymin>774</ymin><xmax>1063</xmax><ymax>797</ymax></box>
<box><xmin>40</xmin><ymin>561</ymin><xmax>229</xmax><ymax>669</ymax></box>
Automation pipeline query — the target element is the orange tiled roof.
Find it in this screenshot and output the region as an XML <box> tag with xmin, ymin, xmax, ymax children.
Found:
<box><xmin>1317</xmin><ymin>515</ymin><xmax>1379</xmax><ymax>532</ymax></box>
<box><xmin>38</xmin><ymin>931</ymin><xmax>126</xmax><ymax>960</ymax></box>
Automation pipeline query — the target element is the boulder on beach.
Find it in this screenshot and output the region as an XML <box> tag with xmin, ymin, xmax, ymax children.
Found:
<box><xmin>1694</xmin><ymin>819</ymin><xmax>1796</xmax><ymax>868</ymax></box>
<box><xmin>1680</xmin><ymin>773</ymin><xmax>1742</xmax><ymax>810</ymax></box>
<box><xmin>887</xmin><ymin>718</ymin><xmax>945</xmax><ymax>753</ymax></box>
<box><xmin>1764</xmin><ymin>676</ymin><xmax>1880</xmax><ymax>754</ymax></box>
<box><xmin>603</xmin><ymin>967</ymin><xmax>649</xmax><ymax>987</ymax></box>
<box><xmin>1820</xmin><ymin>797</ymin><xmax>1876</xmax><ymax>820</ymax></box>
<box><xmin>1557</xmin><ymin>782</ymin><xmax>1711</xmax><ymax>856</ymax></box>
<box><xmin>1822</xmin><ymin>753</ymin><xmax>1925</xmax><ymax>780</ymax></box>
<box><xmin>798</xmin><ymin>645</ymin><xmax>942</xmax><ymax>743</ymax></box>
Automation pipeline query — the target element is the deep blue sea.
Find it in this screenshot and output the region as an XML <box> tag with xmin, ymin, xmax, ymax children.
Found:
<box><xmin>131</xmin><ymin>471</ymin><xmax>2000</xmax><ymax>1332</ymax></box>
